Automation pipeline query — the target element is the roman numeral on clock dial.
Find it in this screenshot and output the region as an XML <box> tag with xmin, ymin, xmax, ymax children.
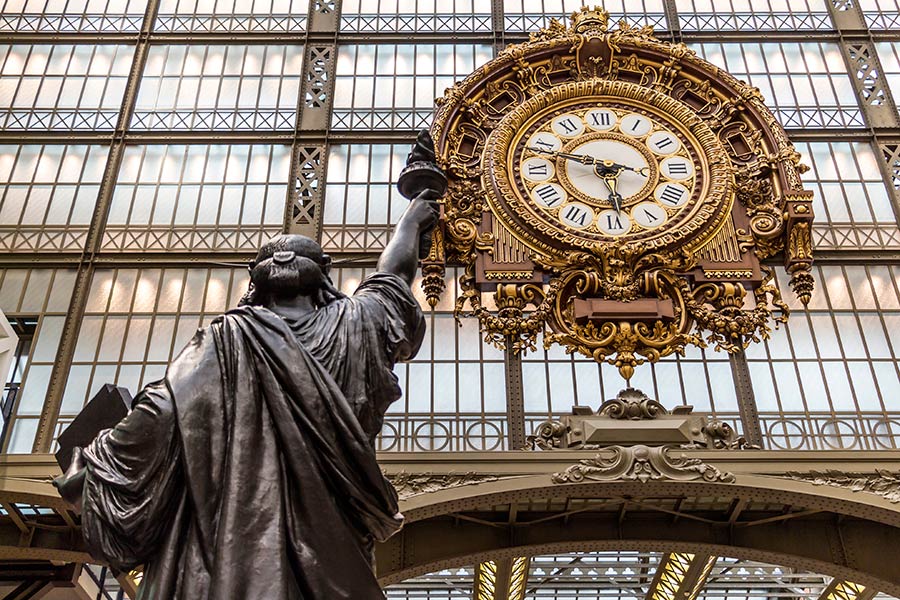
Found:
<box><xmin>522</xmin><ymin>157</ymin><xmax>555</xmax><ymax>182</ymax></box>
<box><xmin>647</xmin><ymin>130</ymin><xmax>681</xmax><ymax>155</ymax></box>
<box><xmin>654</xmin><ymin>182</ymin><xmax>690</xmax><ymax>207</ymax></box>
<box><xmin>619</xmin><ymin>113</ymin><xmax>652</xmax><ymax>137</ymax></box>
<box><xmin>585</xmin><ymin>109</ymin><xmax>616</xmax><ymax>131</ymax></box>
<box><xmin>631</xmin><ymin>202</ymin><xmax>668</xmax><ymax>229</ymax></box>
<box><xmin>596</xmin><ymin>209</ymin><xmax>632</xmax><ymax>235</ymax></box>
<box><xmin>559</xmin><ymin>202</ymin><xmax>593</xmax><ymax>229</ymax></box>
<box><xmin>551</xmin><ymin>113</ymin><xmax>585</xmax><ymax>138</ymax></box>
<box><xmin>527</xmin><ymin>132</ymin><xmax>562</xmax><ymax>153</ymax></box>
<box><xmin>531</xmin><ymin>183</ymin><xmax>566</xmax><ymax>208</ymax></box>
<box><xmin>660</xmin><ymin>157</ymin><xmax>693</xmax><ymax>180</ymax></box>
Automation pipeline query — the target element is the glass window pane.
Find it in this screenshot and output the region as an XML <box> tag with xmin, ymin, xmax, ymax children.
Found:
<box><xmin>133</xmin><ymin>45</ymin><xmax>302</xmax><ymax>131</ymax></box>
<box><xmin>0</xmin><ymin>45</ymin><xmax>134</xmax><ymax>131</ymax></box>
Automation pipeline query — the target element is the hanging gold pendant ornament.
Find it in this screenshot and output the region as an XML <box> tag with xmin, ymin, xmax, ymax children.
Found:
<box><xmin>427</xmin><ymin>6</ymin><xmax>814</xmax><ymax>380</ymax></box>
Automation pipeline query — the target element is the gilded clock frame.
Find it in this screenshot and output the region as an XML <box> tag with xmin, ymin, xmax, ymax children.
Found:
<box><xmin>425</xmin><ymin>7</ymin><xmax>815</xmax><ymax>380</ymax></box>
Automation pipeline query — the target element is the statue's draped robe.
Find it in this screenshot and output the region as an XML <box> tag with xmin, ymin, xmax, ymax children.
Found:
<box><xmin>79</xmin><ymin>273</ymin><xmax>425</xmax><ymax>600</ymax></box>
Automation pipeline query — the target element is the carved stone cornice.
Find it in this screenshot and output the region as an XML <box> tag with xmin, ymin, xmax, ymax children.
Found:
<box><xmin>784</xmin><ymin>470</ymin><xmax>900</xmax><ymax>504</ymax></box>
<box><xmin>551</xmin><ymin>445</ymin><xmax>736</xmax><ymax>484</ymax></box>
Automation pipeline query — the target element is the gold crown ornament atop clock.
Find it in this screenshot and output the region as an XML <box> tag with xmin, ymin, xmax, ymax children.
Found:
<box><xmin>422</xmin><ymin>6</ymin><xmax>814</xmax><ymax>380</ymax></box>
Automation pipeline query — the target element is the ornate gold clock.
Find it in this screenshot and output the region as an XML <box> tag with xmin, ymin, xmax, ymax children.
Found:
<box><xmin>486</xmin><ymin>79</ymin><xmax>732</xmax><ymax>255</ymax></box>
<box><xmin>423</xmin><ymin>7</ymin><xmax>814</xmax><ymax>380</ymax></box>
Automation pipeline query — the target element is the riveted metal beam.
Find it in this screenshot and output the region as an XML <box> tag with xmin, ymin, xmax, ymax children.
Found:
<box><xmin>818</xmin><ymin>579</ymin><xmax>878</xmax><ymax>600</ymax></box>
<box><xmin>282</xmin><ymin>0</ymin><xmax>340</xmax><ymax>241</ymax></box>
<box><xmin>504</xmin><ymin>347</ymin><xmax>526</xmax><ymax>451</ymax></box>
<box><xmin>729</xmin><ymin>350</ymin><xmax>764</xmax><ymax>448</ymax></box>
<box><xmin>662</xmin><ymin>0</ymin><xmax>681</xmax><ymax>43</ymax></box>
<box><xmin>646</xmin><ymin>553</ymin><xmax>718</xmax><ymax>600</ymax></box>
<box><xmin>31</xmin><ymin>0</ymin><xmax>162</xmax><ymax>453</ymax></box>
<box><xmin>379</xmin><ymin>510</ymin><xmax>900</xmax><ymax>596</ymax></box>
<box><xmin>827</xmin><ymin>0</ymin><xmax>900</xmax><ymax>130</ymax></box>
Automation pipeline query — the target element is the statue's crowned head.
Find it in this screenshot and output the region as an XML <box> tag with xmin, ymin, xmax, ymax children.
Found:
<box><xmin>240</xmin><ymin>234</ymin><xmax>345</xmax><ymax>307</ymax></box>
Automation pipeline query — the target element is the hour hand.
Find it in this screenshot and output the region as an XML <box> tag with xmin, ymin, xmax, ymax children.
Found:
<box><xmin>598</xmin><ymin>170</ymin><xmax>623</xmax><ymax>213</ymax></box>
<box><xmin>597</xmin><ymin>159</ymin><xmax>650</xmax><ymax>177</ymax></box>
<box><xmin>608</xmin><ymin>192</ymin><xmax>623</xmax><ymax>213</ymax></box>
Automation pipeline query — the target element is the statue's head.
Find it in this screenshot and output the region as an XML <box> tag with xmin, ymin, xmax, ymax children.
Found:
<box><xmin>239</xmin><ymin>234</ymin><xmax>345</xmax><ymax>308</ymax></box>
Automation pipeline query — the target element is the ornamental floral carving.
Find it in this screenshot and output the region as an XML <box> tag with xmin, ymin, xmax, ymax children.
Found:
<box><xmin>551</xmin><ymin>445</ymin><xmax>736</xmax><ymax>484</ymax></box>
<box><xmin>428</xmin><ymin>7</ymin><xmax>814</xmax><ymax>381</ymax></box>
<box><xmin>386</xmin><ymin>472</ymin><xmax>502</xmax><ymax>500</ymax></box>
<box><xmin>784</xmin><ymin>470</ymin><xmax>900</xmax><ymax>504</ymax></box>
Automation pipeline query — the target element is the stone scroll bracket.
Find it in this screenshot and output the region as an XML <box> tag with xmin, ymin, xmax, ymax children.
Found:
<box><xmin>550</xmin><ymin>445</ymin><xmax>737</xmax><ymax>484</ymax></box>
<box><xmin>526</xmin><ymin>388</ymin><xmax>756</xmax><ymax>451</ymax></box>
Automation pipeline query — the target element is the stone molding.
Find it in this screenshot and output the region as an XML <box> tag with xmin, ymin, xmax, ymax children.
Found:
<box><xmin>551</xmin><ymin>444</ymin><xmax>736</xmax><ymax>484</ymax></box>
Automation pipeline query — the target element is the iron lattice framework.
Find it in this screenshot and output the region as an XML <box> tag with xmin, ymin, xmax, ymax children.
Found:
<box><xmin>1</xmin><ymin>0</ymin><xmax>900</xmax><ymax>597</ymax></box>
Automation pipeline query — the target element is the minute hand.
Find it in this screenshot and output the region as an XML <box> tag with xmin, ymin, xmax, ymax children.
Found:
<box><xmin>526</xmin><ymin>147</ymin><xmax>597</xmax><ymax>165</ymax></box>
<box><xmin>527</xmin><ymin>147</ymin><xmax>649</xmax><ymax>176</ymax></box>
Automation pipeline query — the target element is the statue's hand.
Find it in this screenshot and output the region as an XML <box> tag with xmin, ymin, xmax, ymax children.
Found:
<box><xmin>405</xmin><ymin>188</ymin><xmax>441</xmax><ymax>233</ymax></box>
<box><xmin>53</xmin><ymin>447</ymin><xmax>87</xmax><ymax>512</ymax></box>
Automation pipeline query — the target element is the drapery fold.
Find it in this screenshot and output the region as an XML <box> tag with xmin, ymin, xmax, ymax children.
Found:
<box><xmin>79</xmin><ymin>273</ymin><xmax>424</xmax><ymax>599</ymax></box>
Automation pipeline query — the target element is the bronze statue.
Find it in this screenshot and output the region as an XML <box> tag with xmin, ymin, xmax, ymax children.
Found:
<box><xmin>54</xmin><ymin>134</ymin><xmax>444</xmax><ymax>599</ymax></box>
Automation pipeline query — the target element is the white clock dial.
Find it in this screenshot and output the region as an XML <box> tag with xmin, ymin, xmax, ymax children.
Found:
<box><xmin>522</xmin><ymin>157</ymin><xmax>555</xmax><ymax>182</ymax></box>
<box><xmin>551</xmin><ymin>113</ymin><xmax>585</xmax><ymax>138</ymax></box>
<box><xmin>563</xmin><ymin>139</ymin><xmax>650</xmax><ymax>200</ymax></box>
<box><xmin>660</xmin><ymin>156</ymin><xmax>693</xmax><ymax>180</ymax></box>
<box><xmin>619</xmin><ymin>113</ymin><xmax>653</xmax><ymax>137</ymax></box>
<box><xmin>654</xmin><ymin>182</ymin><xmax>690</xmax><ymax>207</ymax></box>
<box><xmin>647</xmin><ymin>130</ymin><xmax>681</xmax><ymax>155</ymax></box>
<box><xmin>530</xmin><ymin>182</ymin><xmax>567</xmax><ymax>208</ymax></box>
<box><xmin>559</xmin><ymin>202</ymin><xmax>594</xmax><ymax>229</ymax></box>
<box><xmin>584</xmin><ymin>109</ymin><xmax>617</xmax><ymax>131</ymax></box>
<box><xmin>528</xmin><ymin>132</ymin><xmax>562</xmax><ymax>153</ymax></box>
<box><xmin>631</xmin><ymin>202</ymin><xmax>668</xmax><ymax>229</ymax></box>
<box><xmin>596</xmin><ymin>209</ymin><xmax>632</xmax><ymax>235</ymax></box>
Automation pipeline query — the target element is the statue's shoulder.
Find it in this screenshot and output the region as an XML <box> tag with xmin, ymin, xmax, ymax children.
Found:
<box><xmin>166</xmin><ymin>320</ymin><xmax>221</xmax><ymax>384</ymax></box>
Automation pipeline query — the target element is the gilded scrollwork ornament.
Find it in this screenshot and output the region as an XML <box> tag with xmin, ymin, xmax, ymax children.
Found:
<box><xmin>428</xmin><ymin>6</ymin><xmax>815</xmax><ymax>383</ymax></box>
<box><xmin>684</xmin><ymin>267</ymin><xmax>788</xmax><ymax>352</ymax></box>
<box><xmin>420</xmin><ymin>264</ymin><xmax>446</xmax><ymax>309</ymax></box>
<box><xmin>459</xmin><ymin>274</ymin><xmax>556</xmax><ymax>353</ymax></box>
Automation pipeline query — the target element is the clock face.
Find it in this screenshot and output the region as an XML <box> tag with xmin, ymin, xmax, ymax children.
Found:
<box><xmin>481</xmin><ymin>81</ymin><xmax>733</xmax><ymax>255</ymax></box>
<box><xmin>518</xmin><ymin>103</ymin><xmax>699</xmax><ymax>239</ymax></box>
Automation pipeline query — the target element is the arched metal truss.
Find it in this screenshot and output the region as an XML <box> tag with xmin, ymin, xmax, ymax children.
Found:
<box><xmin>2</xmin><ymin>450</ymin><xmax>900</xmax><ymax>598</ymax></box>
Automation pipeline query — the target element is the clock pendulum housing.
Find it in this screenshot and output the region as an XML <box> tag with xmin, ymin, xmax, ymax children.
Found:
<box><xmin>424</xmin><ymin>7</ymin><xmax>814</xmax><ymax>380</ymax></box>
